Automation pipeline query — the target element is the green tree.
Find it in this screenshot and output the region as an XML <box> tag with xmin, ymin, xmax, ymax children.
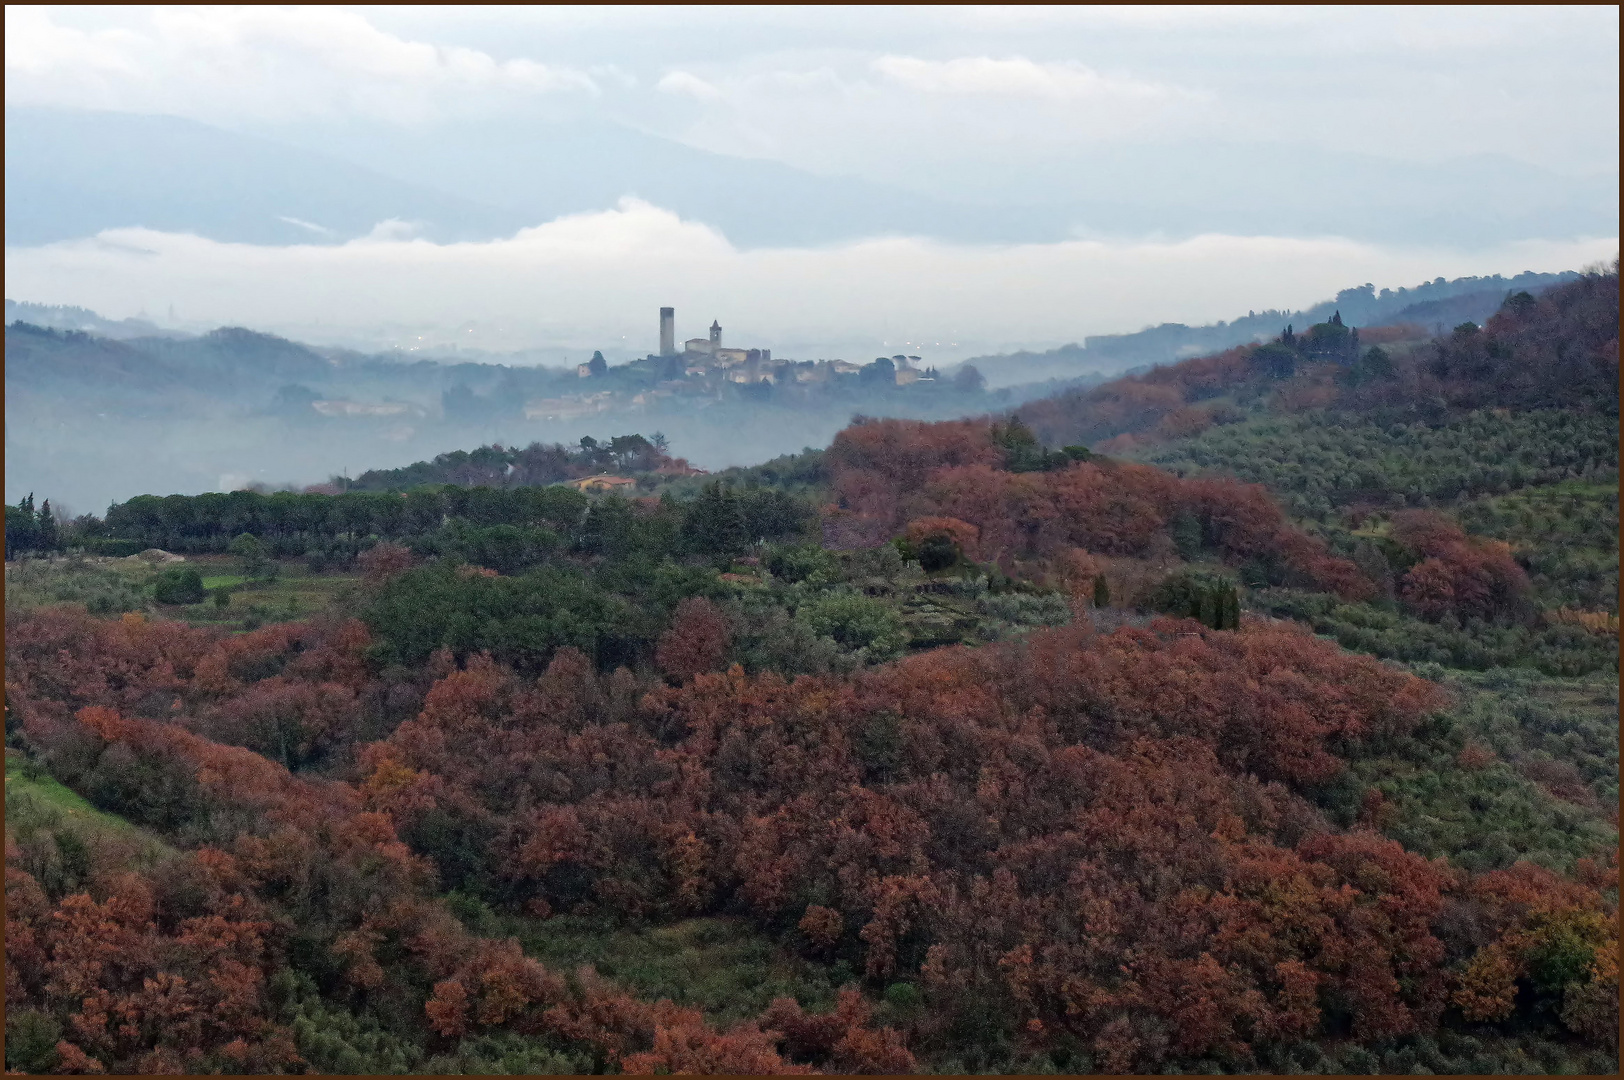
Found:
<box><xmin>154</xmin><ymin>566</ymin><xmax>206</xmax><ymax>605</ymax></box>
<box><xmin>1150</xmin><ymin>569</ymin><xmax>1240</xmax><ymax>630</ymax></box>
<box><xmin>862</xmin><ymin>356</ymin><xmax>897</xmax><ymax>385</ymax></box>
<box><xmin>992</xmin><ymin>416</ymin><xmax>1050</xmax><ymax>472</ymax></box>
<box><xmin>1170</xmin><ymin>511</ymin><xmax>1204</xmax><ymax>560</ymax></box>
<box><xmin>1359</xmin><ymin>345</ymin><xmax>1394</xmax><ymax>379</ymax></box>
<box><xmin>953</xmin><ymin>364</ymin><xmax>987</xmax><ymax>393</ymax></box>
<box><xmin>4</xmin><ymin>1011</ymin><xmax>62</xmax><ymax>1074</ymax></box>
<box><xmin>35</xmin><ymin>499</ymin><xmax>59</xmax><ymax>552</ymax></box>
<box><xmin>796</xmin><ymin>590</ymin><xmax>907</xmax><ymax>662</ymax></box>
<box><xmin>6</xmin><ymin>493</ymin><xmax>39</xmax><ymax>558</ymax></box>
<box><xmin>683</xmin><ymin>482</ymin><xmax>749</xmax><ymax>557</ymax></box>
<box><xmin>738</xmin><ymin>488</ymin><xmax>812</xmax><ymax>543</ymax></box>
<box><xmin>917</xmin><ymin>533</ymin><xmax>959</xmax><ymax>573</ymax></box>
<box><xmin>228</xmin><ymin>532</ymin><xmax>274</xmax><ymax>580</ymax></box>
<box><xmin>1251</xmin><ymin>342</ymin><xmax>1298</xmax><ymax>379</ymax></box>
<box><xmin>363</xmin><ymin>563</ymin><xmax>634</xmax><ymax>672</ymax></box>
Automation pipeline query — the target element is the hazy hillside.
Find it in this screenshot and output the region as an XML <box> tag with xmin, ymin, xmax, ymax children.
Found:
<box><xmin>965</xmin><ymin>269</ymin><xmax>1582</xmax><ymax>388</ymax></box>
<box><xmin>5</xmin><ymin>263</ymin><xmax>1603</xmax><ymax>514</ymax></box>
<box><xmin>7</xmin><ymin>10</ymin><xmax>1617</xmax><ymax>1077</ymax></box>
<box><xmin>4</xmin><ymin>315</ymin><xmax>1017</xmax><ymax>512</ymax></box>
<box><xmin>3</xmin><ymin>300</ymin><xmax>187</xmax><ymax>341</ymax></box>
<box><xmin>1010</xmin><ymin>267</ymin><xmax>1616</xmax><ymax>451</ymax></box>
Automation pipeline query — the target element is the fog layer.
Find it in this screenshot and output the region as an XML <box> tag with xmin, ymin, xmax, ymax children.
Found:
<box><xmin>7</xmin><ymin>201</ymin><xmax>1615</xmax><ymax>360</ymax></box>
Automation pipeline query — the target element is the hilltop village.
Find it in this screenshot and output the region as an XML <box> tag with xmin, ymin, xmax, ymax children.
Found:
<box><xmin>524</xmin><ymin>307</ymin><xmax>960</xmax><ymax>421</ymax></box>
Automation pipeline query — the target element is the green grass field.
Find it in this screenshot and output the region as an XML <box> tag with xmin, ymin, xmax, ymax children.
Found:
<box><xmin>5</xmin><ymin>748</ymin><xmax>132</xmax><ymax>827</ymax></box>
<box><xmin>458</xmin><ymin>904</ymin><xmax>850</xmax><ymax>1028</ymax></box>
<box><xmin>4</xmin><ymin>748</ymin><xmax>175</xmax><ymax>873</ymax></box>
<box><xmin>5</xmin><ymin>553</ymin><xmax>364</xmax><ymax>630</ymax></box>
<box><xmin>186</xmin><ymin>562</ymin><xmax>363</xmax><ymax>629</ymax></box>
<box><xmin>200</xmin><ymin>573</ymin><xmax>248</xmax><ymax>589</ymax></box>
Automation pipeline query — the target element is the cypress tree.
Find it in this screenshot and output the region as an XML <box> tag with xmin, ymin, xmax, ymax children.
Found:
<box><xmin>36</xmin><ymin>499</ymin><xmax>59</xmax><ymax>552</ymax></box>
<box><xmin>6</xmin><ymin>494</ymin><xmax>39</xmax><ymax>558</ymax></box>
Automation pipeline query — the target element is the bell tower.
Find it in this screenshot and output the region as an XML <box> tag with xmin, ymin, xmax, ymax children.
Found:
<box><xmin>710</xmin><ymin>320</ymin><xmax>722</xmax><ymax>348</ymax></box>
<box><xmin>660</xmin><ymin>307</ymin><xmax>675</xmax><ymax>357</ymax></box>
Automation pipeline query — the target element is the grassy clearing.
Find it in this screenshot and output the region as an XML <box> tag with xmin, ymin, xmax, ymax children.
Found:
<box><xmin>191</xmin><ymin>575</ymin><xmax>362</xmax><ymax>629</ymax></box>
<box><xmin>5</xmin><ymin>553</ymin><xmax>365</xmax><ymax>632</ymax></box>
<box><xmin>4</xmin><ymin>555</ymin><xmax>151</xmax><ymax>615</ymax></box>
<box><xmin>167</xmin><ymin>557</ymin><xmax>364</xmax><ymax>629</ymax></box>
<box><xmin>453</xmin><ymin>902</ymin><xmax>849</xmax><ymax>1028</ymax></box>
<box><xmin>200</xmin><ymin>574</ymin><xmax>248</xmax><ymax>589</ymax></box>
<box><xmin>5</xmin><ymin>749</ymin><xmax>175</xmax><ymax>878</ymax></box>
<box><xmin>5</xmin><ymin>748</ymin><xmax>136</xmax><ymax>828</ymax></box>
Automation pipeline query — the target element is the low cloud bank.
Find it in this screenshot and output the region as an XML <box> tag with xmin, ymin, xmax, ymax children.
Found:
<box><xmin>6</xmin><ymin>197</ymin><xmax>1615</xmax><ymax>362</ymax></box>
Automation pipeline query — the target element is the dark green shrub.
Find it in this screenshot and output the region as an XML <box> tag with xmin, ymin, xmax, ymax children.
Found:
<box><xmin>1149</xmin><ymin>569</ymin><xmax>1240</xmax><ymax>629</ymax></box>
<box><xmin>83</xmin><ymin>538</ymin><xmax>144</xmax><ymax>557</ymax></box>
<box><xmin>917</xmin><ymin>532</ymin><xmax>959</xmax><ymax>573</ymax></box>
<box><xmin>5</xmin><ymin>1010</ymin><xmax>62</xmax><ymax>1074</ymax></box>
<box><xmin>153</xmin><ymin>566</ymin><xmax>205</xmax><ymax>605</ymax></box>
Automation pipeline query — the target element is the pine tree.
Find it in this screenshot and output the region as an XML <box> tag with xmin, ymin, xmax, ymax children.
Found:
<box><xmin>683</xmin><ymin>481</ymin><xmax>748</xmax><ymax>556</ymax></box>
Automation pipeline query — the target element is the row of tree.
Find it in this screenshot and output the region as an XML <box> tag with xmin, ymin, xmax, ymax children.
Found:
<box><xmin>346</xmin><ymin>433</ymin><xmax>680</xmax><ymax>492</ymax></box>
<box><xmin>4</xmin><ymin>493</ymin><xmax>59</xmax><ymax>559</ymax></box>
<box><xmin>33</xmin><ymin>480</ymin><xmax>813</xmax><ymax>565</ymax></box>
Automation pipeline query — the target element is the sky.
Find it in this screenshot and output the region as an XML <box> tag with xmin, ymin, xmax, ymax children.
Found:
<box><xmin>5</xmin><ymin>5</ymin><xmax>1619</xmax><ymax>362</ymax></box>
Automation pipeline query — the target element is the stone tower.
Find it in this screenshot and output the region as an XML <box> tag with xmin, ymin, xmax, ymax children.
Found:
<box><xmin>710</xmin><ymin>320</ymin><xmax>722</xmax><ymax>348</ymax></box>
<box><xmin>660</xmin><ymin>307</ymin><xmax>675</xmax><ymax>357</ymax></box>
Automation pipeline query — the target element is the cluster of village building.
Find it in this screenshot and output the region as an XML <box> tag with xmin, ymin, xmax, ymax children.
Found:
<box><xmin>525</xmin><ymin>307</ymin><xmax>942</xmax><ymax>422</ymax></box>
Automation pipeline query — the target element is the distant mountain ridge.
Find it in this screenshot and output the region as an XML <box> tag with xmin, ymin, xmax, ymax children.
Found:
<box><xmin>3</xmin><ymin>107</ymin><xmax>523</xmax><ymax>247</ymax></box>
<box><xmin>8</xmin><ymin>105</ymin><xmax>1616</xmax><ymax>250</ymax></box>
<box><xmin>2</xmin><ymin>106</ymin><xmax>1029</xmax><ymax>249</ymax></box>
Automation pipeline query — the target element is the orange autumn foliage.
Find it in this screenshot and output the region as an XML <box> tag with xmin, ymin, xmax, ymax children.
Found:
<box><xmin>819</xmin><ymin>416</ymin><xmax>1374</xmax><ymax>600</ymax></box>
<box><xmin>902</xmin><ymin>515</ymin><xmax>980</xmax><ymax>554</ymax></box>
<box><xmin>327</xmin><ymin>616</ymin><xmax>1451</xmax><ymax>1070</ymax></box>
<box><xmin>656</xmin><ymin>597</ymin><xmax>733</xmax><ymax>683</ymax></box>
<box><xmin>1390</xmin><ymin>510</ymin><xmax>1531</xmax><ymax>622</ymax></box>
<box><xmin>7</xmin><ymin>582</ymin><xmax>1615</xmax><ymax>1072</ymax></box>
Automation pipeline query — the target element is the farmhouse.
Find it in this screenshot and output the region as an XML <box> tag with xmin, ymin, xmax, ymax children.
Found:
<box><xmin>566</xmin><ymin>475</ymin><xmax>639</xmax><ymax>493</ymax></box>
